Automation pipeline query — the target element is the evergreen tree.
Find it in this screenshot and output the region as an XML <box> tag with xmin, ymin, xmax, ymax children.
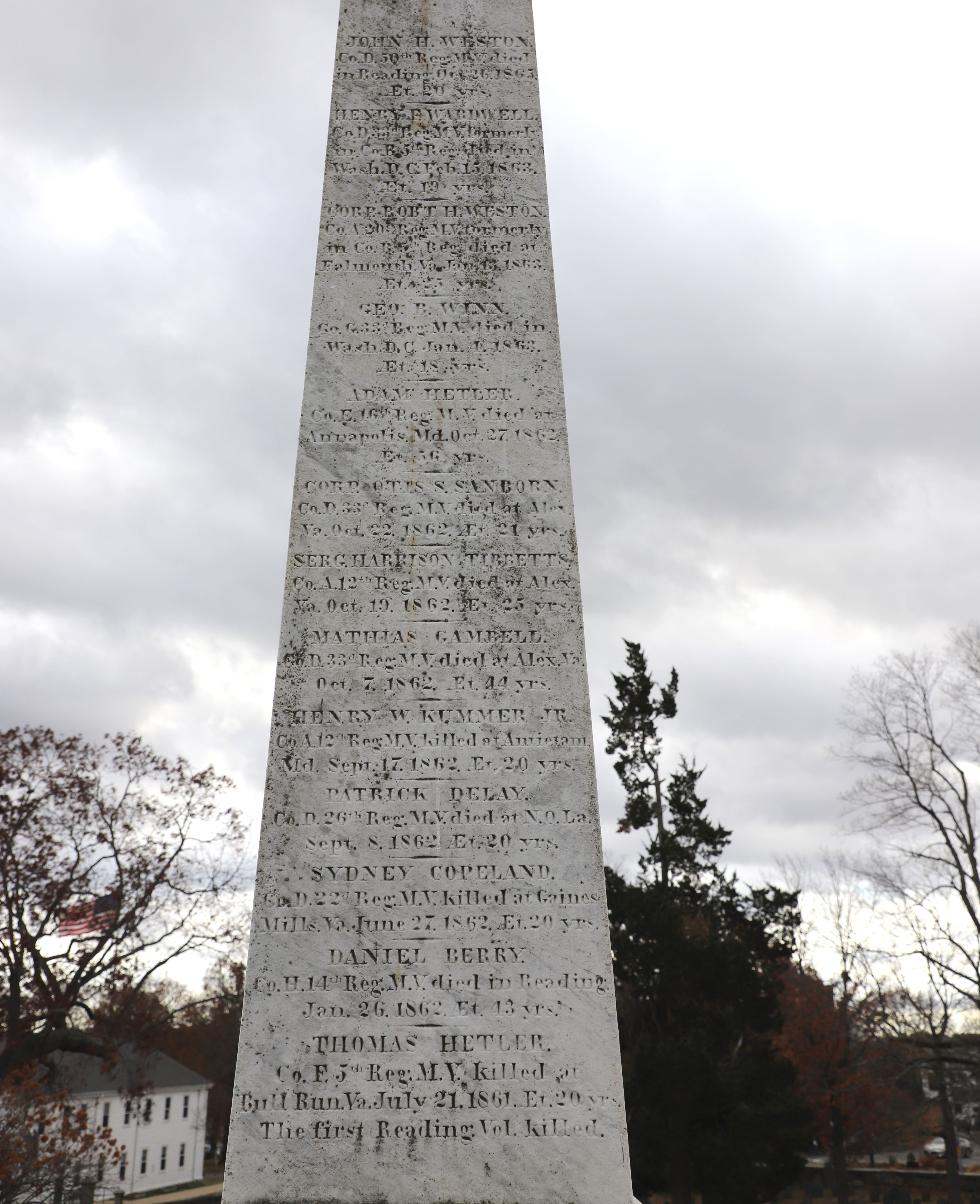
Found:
<box><xmin>604</xmin><ymin>642</ymin><xmax>810</xmax><ymax>1204</ymax></box>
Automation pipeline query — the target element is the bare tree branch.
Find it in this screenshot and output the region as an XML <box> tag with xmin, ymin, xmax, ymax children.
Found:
<box><xmin>0</xmin><ymin>727</ymin><xmax>247</xmax><ymax>1079</ymax></box>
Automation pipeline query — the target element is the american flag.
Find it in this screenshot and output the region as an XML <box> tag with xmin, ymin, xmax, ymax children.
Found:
<box><xmin>57</xmin><ymin>893</ymin><xmax>118</xmax><ymax>937</ymax></box>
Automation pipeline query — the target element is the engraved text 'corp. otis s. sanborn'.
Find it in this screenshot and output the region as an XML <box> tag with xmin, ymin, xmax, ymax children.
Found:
<box><xmin>223</xmin><ymin>1</ymin><xmax>632</xmax><ymax>1201</ymax></box>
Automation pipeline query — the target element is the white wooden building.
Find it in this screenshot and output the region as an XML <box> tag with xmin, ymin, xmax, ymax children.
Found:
<box><xmin>52</xmin><ymin>1047</ymin><xmax>210</xmax><ymax>1195</ymax></box>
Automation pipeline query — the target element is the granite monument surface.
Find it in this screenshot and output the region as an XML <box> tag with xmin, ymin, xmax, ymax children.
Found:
<box><xmin>223</xmin><ymin>1</ymin><xmax>632</xmax><ymax>1200</ymax></box>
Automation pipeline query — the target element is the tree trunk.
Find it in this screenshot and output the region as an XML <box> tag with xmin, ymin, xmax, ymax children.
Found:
<box><xmin>829</xmin><ymin>1097</ymin><xmax>850</xmax><ymax>1204</ymax></box>
<box><xmin>668</xmin><ymin>1155</ymin><xmax>694</xmax><ymax>1204</ymax></box>
<box><xmin>936</xmin><ymin>1055</ymin><xmax>962</xmax><ymax>1204</ymax></box>
<box><xmin>652</xmin><ymin>765</ymin><xmax>668</xmax><ymax>889</ymax></box>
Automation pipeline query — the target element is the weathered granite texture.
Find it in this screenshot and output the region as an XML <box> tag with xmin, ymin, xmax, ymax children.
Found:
<box><xmin>222</xmin><ymin>1</ymin><xmax>632</xmax><ymax>1201</ymax></box>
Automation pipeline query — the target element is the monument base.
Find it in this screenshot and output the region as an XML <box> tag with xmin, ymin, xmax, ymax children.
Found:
<box><xmin>246</xmin><ymin>1196</ymin><xmax>641</xmax><ymax>1203</ymax></box>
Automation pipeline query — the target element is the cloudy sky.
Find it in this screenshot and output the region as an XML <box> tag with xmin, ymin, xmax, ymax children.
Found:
<box><xmin>4</xmin><ymin>0</ymin><xmax>980</xmax><ymax>915</ymax></box>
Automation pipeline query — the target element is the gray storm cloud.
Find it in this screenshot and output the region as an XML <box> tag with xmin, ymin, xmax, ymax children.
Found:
<box><xmin>2</xmin><ymin>0</ymin><xmax>979</xmax><ymax>895</ymax></box>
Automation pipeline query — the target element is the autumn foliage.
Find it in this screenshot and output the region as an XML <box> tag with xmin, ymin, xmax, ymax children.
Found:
<box><xmin>0</xmin><ymin>726</ymin><xmax>245</xmax><ymax>1077</ymax></box>
<box><xmin>777</xmin><ymin>966</ymin><xmax>921</xmax><ymax>1161</ymax></box>
<box><xmin>0</xmin><ymin>1066</ymin><xmax>118</xmax><ymax>1204</ymax></box>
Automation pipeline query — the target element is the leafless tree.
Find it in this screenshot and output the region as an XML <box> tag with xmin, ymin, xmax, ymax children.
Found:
<box><xmin>874</xmin><ymin>938</ymin><xmax>976</xmax><ymax>1204</ymax></box>
<box><xmin>0</xmin><ymin>727</ymin><xmax>246</xmax><ymax>1078</ymax></box>
<box><xmin>842</xmin><ymin>631</ymin><xmax>980</xmax><ymax>1011</ymax></box>
<box><xmin>840</xmin><ymin>627</ymin><xmax>980</xmax><ymax>1201</ymax></box>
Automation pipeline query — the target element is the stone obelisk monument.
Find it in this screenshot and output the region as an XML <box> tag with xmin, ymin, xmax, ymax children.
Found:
<box><xmin>224</xmin><ymin>2</ymin><xmax>632</xmax><ymax>1200</ymax></box>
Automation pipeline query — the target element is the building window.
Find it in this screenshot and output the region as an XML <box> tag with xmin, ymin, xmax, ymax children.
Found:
<box><xmin>160</xmin><ymin>1147</ymin><xmax>167</xmax><ymax>1171</ymax></box>
<box><xmin>97</xmin><ymin>1156</ymin><xmax>105</xmax><ymax>1182</ymax></box>
<box><xmin>164</xmin><ymin>1096</ymin><xmax>171</xmax><ymax>1120</ymax></box>
<box><xmin>143</xmin><ymin>1098</ymin><xmax>153</xmax><ymax>1122</ymax></box>
<box><xmin>182</xmin><ymin>1095</ymin><xmax>189</xmax><ymax>1119</ymax></box>
<box><xmin>119</xmin><ymin>1158</ymin><xmax>127</xmax><ymax>1182</ymax></box>
<box><xmin>139</xmin><ymin>1150</ymin><xmax>147</xmax><ymax>1175</ymax></box>
<box><xmin>124</xmin><ymin>1100</ymin><xmax>132</xmax><ymax>1125</ymax></box>
<box><xmin>102</xmin><ymin>1102</ymin><xmax>110</xmax><ymax>1128</ymax></box>
<box><xmin>178</xmin><ymin>1144</ymin><xmax>186</xmax><ymax>1168</ymax></box>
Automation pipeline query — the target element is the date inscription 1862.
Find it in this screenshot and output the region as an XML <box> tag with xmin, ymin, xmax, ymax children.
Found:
<box><xmin>223</xmin><ymin>1</ymin><xmax>632</xmax><ymax>1200</ymax></box>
